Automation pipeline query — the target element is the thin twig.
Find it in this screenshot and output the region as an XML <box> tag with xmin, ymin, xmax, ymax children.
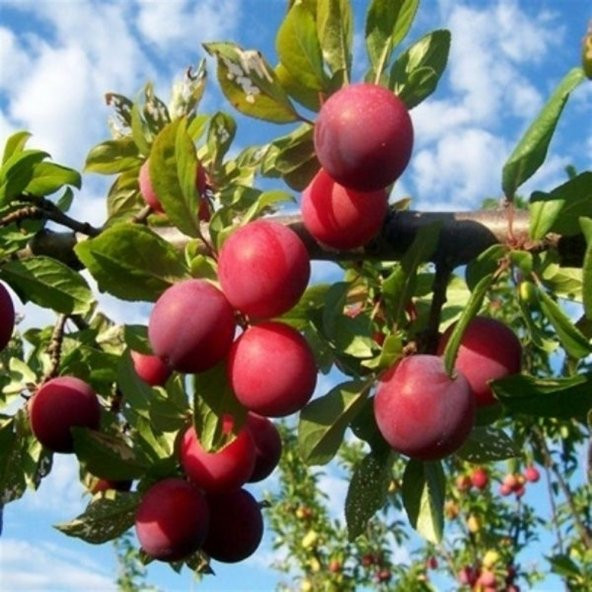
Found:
<box><xmin>42</xmin><ymin>314</ymin><xmax>68</xmax><ymax>382</ymax></box>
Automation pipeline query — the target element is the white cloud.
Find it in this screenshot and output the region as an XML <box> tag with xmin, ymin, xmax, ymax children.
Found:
<box><xmin>412</xmin><ymin>128</ymin><xmax>508</xmax><ymax>209</ymax></box>
<box><xmin>136</xmin><ymin>0</ymin><xmax>241</xmax><ymax>53</ymax></box>
<box><xmin>0</xmin><ymin>538</ymin><xmax>116</xmax><ymax>591</ymax></box>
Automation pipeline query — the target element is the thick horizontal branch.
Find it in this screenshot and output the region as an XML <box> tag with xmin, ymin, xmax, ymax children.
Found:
<box><xmin>17</xmin><ymin>209</ymin><xmax>585</xmax><ymax>270</ymax></box>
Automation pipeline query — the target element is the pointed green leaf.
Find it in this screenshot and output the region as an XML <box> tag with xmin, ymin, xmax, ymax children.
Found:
<box><xmin>193</xmin><ymin>362</ymin><xmax>246</xmax><ymax>453</ymax></box>
<box><xmin>345</xmin><ymin>447</ymin><xmax>394</xmax><ymax>540</ymax></box>
<box><xmin>25</xmin><ymin>162</ymin><xmax>82</xmax><ymax>196</ymax></box>
<box><xmin>529</xmin><ymin>172</ymin><xmax>592</xmax><ymax>239</ymax></box>
<box><xmin>299</xmin><ymin>380</ymin><xmax>370</xmax><ymax>465</ymax></box>
<box><xmin>55</xmin><ymin>492</ymin><xmax>140</xmax><ymax>544</ymax></box>
<box><xmin>84</xmin><ymin>138</ymin><xmax>141</xmax><ymax>175</ymax></box>
<box><xmin>0</xmin><ymin>149</ymin><xmax>49</xmax><ymax>204</ymax></box>
<box><xmin>502</xmin><ymin>67</ymin><xmax>585</xmax><ymax>199</ymax></box>
<box><xmin>2</xmin><ymin>131</ymin><xmax>31</xmax><ymax>164</ymax></box>
<box><xmin>206</xmin><ymin>112</ymin><xmax>237</xmax><ymax>167</ymax></box>
<box><xmin>538</xmin><ymin>285</ymin><xmax>592</xmax><ymax>359</ymax></box>
<box><xmin>402</xmin><ymin>459</ymin><xmax>445</xmax><ymax>544</ymax></box>
<box><xmin>72</xmin><ymin>428</ymin><xmax>149</xmax><ymax>481</ymax></box>
<box><xmin>74</xmin><ymin>224</ymin><xmax>190</xmax><ymax>302</ymax></box>
<box><xmin>465</xmin><ymin>244</ymin><xmax>507</xmax><ymax>291</ymax></box>
<box><xmin>204</xmin><ymin>42</ymin><xmax>299</xmax><ymax>123</ymax></box>
<box><xmin>492</xmin><ymin>373</ymin><xmax>592</xmax><ymax>421</ymax></box>
<box><xmin>277</xmin><ymin>2</ymin><xmax>330</xmax><ymax>91</ymax></box>
<box><xmin>317</xmin><ymin>0</ymin><xmax>353</xmax><ymax>82</ymax></box>
<box><xmin>456</xmin><ymin>426</ymin><xmax>519</xmax><ymax>462</ymax></box>
<box><xmin>390</xmin><ymin>30</ymin><xmax>451</xmax><ymax>109</ymax></box>
<box><xmin>0</xmin><ymin>256</ymin><xmax>94</xmax><ymax>314</ymax></box>
<box><xmin>443</xmin><ymin>273</ymin><xmax>494</xmax><ymax>376</ymax></box>
<box><xmin>150</xmin><ymin>118</ymin><xmax>201</xmax><ymax>238</ymax></box>
<box><xmin>365</xmin><ymin>0</ymin><xmax>419</xmax><ymax>83</ymax></box>
<box><xmin>581</xmin><ymin>217</ymin><xmax>592</xmax><ymax>320</ymax></box>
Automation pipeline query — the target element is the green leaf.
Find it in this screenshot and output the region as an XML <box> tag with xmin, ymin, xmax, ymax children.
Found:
<box><xmin>465</xmin><ymin>244</ymin><xmax>507</xmax><ymax>291</ymax></box>
<box><xmin>55</xmin><ymin>492</ymin><xmax>140</xmax><ymax>544</ymax></box>
<box><xmin>443</xmin><ymin>273</ymin><xmax>494</xmax><ymax>376</ymax></box>
<box><xmin>502</xmin><ymin>67</ymin><xmax>585</xmax><ymax>199</ymax></box>
<box><xmin>0</xmin><ymin>149</ymin><xmax>49</xmax><ymax>204</ymax></box>
<box><xmin>130</xmin><ymin>104</ymin><xmax>152</xmax><ymax>156</ymax></box>
<box><xmin>492</xmin><ymin>373</ymin><xmax>592</xmax><ymax>421</ymax></box>
<box><xmin>402</xmin><ymin>459</ymin><xmax>445</xmax><ymax>544</ymax></box>
<box><xmin>206</xmin><ymin>112</ymin><xmax>237</xmax><ymax>167</ymax></box>
<box><xmin>277</xmin><ymin>2</ymin><xmax>330</xmax><ymax>91</ymax></box>
<box><xmin>72</xmin><ymin>428</ymin><xmax>149</xmax><ymax>481</ymax></box>
<box><xmin>298</xmin><ymin>380</ymin><xmax>370</xmax><ymax>465</ymax></box>
<box><xmin>204</xmin><ymin>42</ymin><xmax>299</xmax><ymax>123</ymax></box>
<box><xmin>123</xmin><ymin>325</ymin><xmax>151</xmax><ymax>355</ymax></box>
<box><xmin>383</xmin><ymin>221</ymin><xmax>441</xmax><ymax>326</ymax></box>
<box><xmin>193</xmin><ymin>362</ymin><xmax>246</xmax><ymax>453</ymax></box>
<box><xmin>170</xmin><ymin>59</ymin><xmax>208</xmax><ymax>119</ymax></box>
<box><xmin>275</xmin><ymin>63</ymin><xmax>322</xmax><ymax>112</ymax></box>
<box><xmin>74</xmin><ymin>224</ymin><xmax>189</xmax><ymax>302</ymax></box>
<box><xmin>84</xmin><ymin>138</ymin><xmax>141</xmax><ymax>174</ymax></box>
<box><xmin>345</xmin><ymin>447</ymin><xmax>394</xmax><ymax>540</ymax></box>
<box><xmin>24</xmin><ymin>162</ymin><xmax>82</xmax><ymax>196</ymax></box>
<box><xmin>389</xmin><ymin>30</ymin><xmax>451</xmax><ymax>109</ymax></box>
<box><xmin>2</xmin><ymin>131</ymin><xmax>31</xmax><ymax>164</ymax></box>
<box><xmin>150</xmin><ymin>118</ymin><xmax>201</xmax><ymax>238</ymax></box>
<box><xmin>581</xmin><ymin>217</ymin><xmax>592</xmax><ymax>320</ymax></box>
<box><xmin>242</xmin><ymin>190</ymin><xmax>294</xmax><ymax>224</ymax></box>
<box><xmin>529</xmin><ymin>172</ymin><xmax>592</xmax><ymax>239</ymax></box>
<box><xmin>537</xmin><ymin>285</ymin><xmax>592</xmax><ymax>359</ymax></box>
<box><xmin>0</xmin><ymin>256</ymin><xmax>94</xmax><ymax>314</ymax></box>
<box><xmin>316</xmin><ymin>0</ymin><xmax>353</xmax><ymax>82</ymax></box>
<box><xmin>455</xmin><ymin>426</ymin><xmax>519</xmax><ymax>462</ymax></box>
<box><xmin>365</xmin><ymin>0</ymin><xmax>419</xmax><ymax>83</ymax></box>
<box><xmin>0</xmin><ymin>411</ymin><xmax>52</xmax><ymax>503</ymax></box>
<box><xmin>105</xmin><ymin>169</ymin><xmax>143</xmax><ymax>226</ymax></box>
<box><xmin>116</xmin><ymin>351</ymin><xmax>154</xmax><ymax>420</ymax></box>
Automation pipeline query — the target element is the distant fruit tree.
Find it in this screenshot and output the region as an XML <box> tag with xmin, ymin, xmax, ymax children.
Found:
<box><xmin>1</xmin><ymin>1</ymin><xmax>591</xmax><ymax>591</ymax></box>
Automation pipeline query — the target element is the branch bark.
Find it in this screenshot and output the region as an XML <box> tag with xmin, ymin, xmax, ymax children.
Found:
<box><xmin>14</xmin><ymin>208</ymin><xmax>586</xmax><ymax>270</ymax></box>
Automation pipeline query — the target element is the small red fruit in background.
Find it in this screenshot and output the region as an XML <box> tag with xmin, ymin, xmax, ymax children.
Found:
<box><xmin>218</xmin><ymin>220</ymin><xmax>310</xmax><ymax>319</ymax></box>
<box><xmin>524</xmin><ymin>465</ymin><xmax>540</xmax><ymax>483</ymax></box>
<box><xmin>471</xmin><ymin>467</ymin><xmax>489</xmax><ymax>490</ymax></box>
<box><xmin>246</xmin><ymin>413</ymin><xmax>282</xmax><ymax>482</ymax></box>
<box><xmin>0</xmin><ymin>282</ymin><xmax>15</xmax><ymax>352</ymax></box>
<box><xmin>135</xmin><ymin>478</ymin><xmax>209</xmax><ymax>562</ymax></box>
<box><xmin>180</xmin><ymin>418</ymin><xmax>256</xmax><ymax>493</ymax></box>
<box><xmin>130</xmin><ymin>350</ymin><xmax>171</xmax><ymax>386</ymax></box>
<box><xmin>228</xmin><ymin>322</ymin><xmax>317</xmax><ymax>417</ymax></box>
<box><xmin>301</xmin><ymin>168</ymin><xmax>389</xmax><ymax>249</ymax></box>
<box><xmin>374</xmin><ymin>355</ymin><xmax>475</xmax><ymax>460</ymax></box>
<box><xmin>148</xmin><ymin>279</ymin><xmax>236</xmax><ymax>374</ymax></box>
<box><xmin>203</xmin><ymin>488</ymin><xmax>264</xmax><ymax>563</ymax></box>
<box><xmin>314</xmin><ymin>83</ymin><xmax>413</xmax><ymax>191</ymax></box>
<box><xmin>29</xmin><ymin>376</ymin><xmax>101</xmax><ymax>453</ymax></box>
<box><xmin>437</xmin><ymin>316</ymin><xmax>522</xmax><ymax>406</ymax></box>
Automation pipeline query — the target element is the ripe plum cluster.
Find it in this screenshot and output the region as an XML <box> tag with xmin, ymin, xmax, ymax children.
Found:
<box><xmin>302</xmin><ymin>83</ymin><xmax>414</xmax><ymax>250</ymax></box>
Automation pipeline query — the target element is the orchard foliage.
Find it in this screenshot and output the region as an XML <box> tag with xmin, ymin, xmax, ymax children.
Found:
<box><xmin>0</xmin><ymin>0</ymin><xmax>591</xmax><ymax>590</ymax></box>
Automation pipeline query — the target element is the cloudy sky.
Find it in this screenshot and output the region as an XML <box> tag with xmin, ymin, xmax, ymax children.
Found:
<box><xmin>0</xmin><ymin>0</ymin><xmax>591</xmax><ymax>590</ymax></box>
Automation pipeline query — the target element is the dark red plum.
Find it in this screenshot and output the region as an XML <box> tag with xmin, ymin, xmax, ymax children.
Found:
<box><xmin>228</xmin><ymin>322</ymin><xmax>317</xmax><ymax>417</ymax></box>
<box><xmin>148</xmin><ymin>279</ymin><xmax>236</xmax><ymax>374</ymax></box>
<box><xmin>314</xmin><ymin>83</ymin><xmax>413</xmax><ymax>191</ymax></box>
<box><xmin>0</xmin><ymin>282</ymin><xmax>14</xmax><ymax>352</ymax></box>
<box><xmin>438</xmin><ymin>316</ymin><xmax>522</xmax><ymax>406</ymax></box>
<box><xmin>180</xmin><ymin>419</ymin><xmax>256</xmax><ymax>493</ymax></box>
<box><xmin>135</xmin><ymin>478</ymin><xmax>209</xmax><ymax>561</ymax></box>
<box><xmin>218</xmin><ymin>220</ymin><xmax>310</xmax><ymax>320</ymax></box>
<box><xmin>29</xmin><ymin>376</ymin><xmax>101</xmax><ymax>453</ymax></box>
<box><xmin>203</xmin><ymin>488</ymin><xmax>264</xmax><ymax>563</ymax></box>
<box><xmin>131</xmin><ymin>350</ymin><xmax>171</xmax><ymax>386</ymax></box>
<box><xmin>301</xmin><ymin>168</ymin><xmax>389</xmax><ymax>249</ymax></box>
<box><xmin>374</xmin><ymin>355</ymin><xmax>475</xmax><ymax>460</ymax></box>
<box><xmin>246</xmin><ymin>413</ymin><xmax>282</xmax><ymax>482</ymax></box>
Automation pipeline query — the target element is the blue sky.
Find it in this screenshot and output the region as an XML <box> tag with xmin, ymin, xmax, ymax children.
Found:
<box><xmin>0</xmin><ymin>0</ymin><xmax>591</xmax><ymax>590</ymax></box>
